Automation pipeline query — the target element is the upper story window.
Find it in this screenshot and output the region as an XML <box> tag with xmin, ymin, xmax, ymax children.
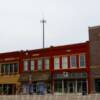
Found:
<box><xmin>0</xmin><ymin>64</ymin><xmax>1</xmax><ymax>74</ymax></box>
<box><xmin>23</xmin><ymin>60</ymin><xmax>29</xmax><ymax>71</ymax></box>
<box><xmin>44</xmin><ymin>58</ymin><xmax>49</xmax><ymax>70</ymax></box>
<box><xmin>79</xmin><ymin>54</ymin><xmax>86</xmax><ymax>68</ymax></box>
<box><xmin>14</xmin><ymin>63</ymin><xmax>18</xmax><ymax>73</ymax></box>
<box><xmin>0</xmin><ymin>63</ymin><xmax>18</xmax><ymax>75</ymax></box>
<box><xmin>5</xmin><ymin>64</ymin><xmax>10</xmax><ymax>74</ymax></box>
<box><xmin>54</xmin><ymin>57</ymin><xmax>60</xmax><ymax>70</ymax></box>
<box><xmin>70</xmin><ymin>55</ymin><xmax>77</xmax><ymax>68</ymax></box>
<box><xmin>9</xmin><ymin>64</ymin><xmax>13</xmax><ymax>73</ymax></box>
<box><xmin>1</xmin><ymin>64</ymin><xmax>5</xmax><ymax>74</ymax></box>
<box><xmin>37</xmin><ymin>59</ymin><xmax>42</xmax><ymax>70</ymax></box>
<box><xmin>62</xmin><ymin>56</ymin><xmax>68</xmax><ymax>69</ymax></box>
<box><xmin>31</xmin><ymin>60</ymin><xmax>35</xmax><ymax>71</ymax></box>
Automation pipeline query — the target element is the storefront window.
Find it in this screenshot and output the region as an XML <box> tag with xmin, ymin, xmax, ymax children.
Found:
<box><xmin>54</xmin><ymin>80</ymin><xmax>62</xmax><ymax>92</ymax></box>
<box><xmin>54</xmin><ymin>79</ymin><xmax>87</xmax><ymax>93</ymax></box>
<box><xmin>54</xmin><ymin>57</ymin><xmax>60</xmax><ymax>70</ymax></box>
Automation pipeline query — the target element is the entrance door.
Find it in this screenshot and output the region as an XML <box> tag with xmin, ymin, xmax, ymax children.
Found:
<box><xmin>36</xmin><ymin>82</ymin><xmax>46</xmax><ymax>94</ymax></box>
<box><xmin>95</xmin><ymin>79</ymin><xmax>100</xmax><ymax>93</ymax></box>
<box><xmin>33</xmin><ymin>83</ymin><xmax>37</xmax><ymax>93</ymax></box>
<box><xmin>54</xmin><ymin>80</ymin><xmax>62</xmax><ymax>93</ymax></box>
<box><xmin>68</xmin><ymin>81</ymin><xmax>75</xmax><ymax>93</ymax></box>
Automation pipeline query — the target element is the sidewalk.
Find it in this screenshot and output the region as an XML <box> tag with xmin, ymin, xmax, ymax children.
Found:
<box><xmin>0</xmin><ymin>94</ymin><xmax>100</xmax><ymax>100</ymax></box>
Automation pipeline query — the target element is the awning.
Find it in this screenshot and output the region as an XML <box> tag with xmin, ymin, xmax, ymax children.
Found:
<box><xmin>19</xmin><ymin>72</ymin><xmax>50</xmax><ymax>82</ymax></box>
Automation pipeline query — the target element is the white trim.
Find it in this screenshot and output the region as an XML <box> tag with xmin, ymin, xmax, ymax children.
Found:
<box><xmin>62</xmin><ymin>56</ymin><xmax>68</xmax><ymax>69</ymax></box>
<box><xmin>79</xmin><ymin>54</ymin><xmax>86</xmax><ymax>68</ymax></box>
<box><xmin>44</xmin><ymin>58</ymin><xmax>50</xmax><ymax>70</ymax></box>
<box><xmin>54</xmin><ymin>56</ymin><xmax>60</xmax><ymax>70</ymax></box>
<box><xmin>37</xmin><ymin>59</ymin><xmax>42</xmax><ymax>70</ymax></box>
<box><xmin>23</xmin><ymin>60</ymin><xmax>29</xmax><ymax>71</ymax></box>
<box><xmin>70</xmin><ymin>55</ymin><xmax>77</xmax><ymax>68</ymax></box>
<box><xmin>30</xmin><ymin>60</ymin><xmax>35</xmax><ymax>71</ymax></box>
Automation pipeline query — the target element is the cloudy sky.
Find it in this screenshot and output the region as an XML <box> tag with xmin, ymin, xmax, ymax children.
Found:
<box><xmin>0</xmin><ymin>0</ymin><xmax>100</xmax><ymax>52</ymax></box>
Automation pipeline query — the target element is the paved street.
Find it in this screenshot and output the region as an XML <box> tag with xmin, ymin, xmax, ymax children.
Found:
<box><xmin>0</xmin><ymin>94</ymin><xmax>100</xmax><ymax>100</ymax></box>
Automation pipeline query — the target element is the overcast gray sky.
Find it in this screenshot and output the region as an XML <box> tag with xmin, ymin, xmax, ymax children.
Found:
<box><xmin>0</xmin><ymin>0</ymin><xmax>100</xmax><ymax>52</ymax></box>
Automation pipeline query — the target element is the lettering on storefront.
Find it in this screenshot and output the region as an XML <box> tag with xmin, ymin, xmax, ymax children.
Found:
<box><xmin>4</xmin><ymin>57</ymin><xmax>19</xmax><ymax>61</ymax></box>
<box><xmin>53</xmin><ymin>72</ymin><xmax>87</xmax><ymax>79</ymax></box>
<box><xmin>0</xmin><ymin>57</ymin><xmax>19</xmax><ymax>62</ymax></box>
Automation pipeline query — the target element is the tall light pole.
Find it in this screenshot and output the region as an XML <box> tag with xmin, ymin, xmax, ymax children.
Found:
<box><xmin>40</xmin><ymin>18</ymin><xmax>46</xmax><ymax>48</ymax></box>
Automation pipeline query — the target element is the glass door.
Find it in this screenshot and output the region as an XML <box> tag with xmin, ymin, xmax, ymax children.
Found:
<box><xmin>54</xmin><ymin>80</ymin><xmax>62</xmax><ymax>93</ymax></box>
<box><xmin>68</xmin><ymin>81</ymin><xmax>75</xmax><ymax>93</ymax></box>
<box><xmin>95</xmin><ymin>79</ymin><xmax>100</xmax><ymax>93</ymax></box>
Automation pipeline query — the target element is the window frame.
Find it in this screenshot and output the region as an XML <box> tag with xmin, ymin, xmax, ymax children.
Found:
<box><xmin>0</xmin><ymin>62</ymin><xmax>19</xmax><ymax>75</ymax></box>
<box><xmin>70</xmin><ymin>55</ymin><xmax>77</xmax><ymax>68</ymax></box>
<box><xmin>30</xmin><ymin>60</ymin><xmax>35</xmax><ymax>71</ymax></box>
<box><xmin>14</xmin><ymin>63</ymin><xmax>18</xmax><ymax>73</ymax></box>
<box><xmin>79</xmin><ymin>54</ymin><xmax>86</xmax><ymax>68</ymax></box>
<box><xmin>54</xmin><ymin>56</ymin><xmax>60</xmax><ymax>70</ymax></box>
<box><xmin>37</xmin><ymin>59</ymin><xmax>43</xmax><ymax>71</ymax></box>
<box><xmin>23</xmin><ymin>60</ymin><xmax>29</xmax><ymax>72</ymax></box>
<box><xmin>44</xmin><ymin>58</ymin><xmax>50</xmax><ymax>70</ymax></box>
<box><xmin>62</xmin><ymin>56</ymin><xmax>68</xmax><ymax>69</ymax></box>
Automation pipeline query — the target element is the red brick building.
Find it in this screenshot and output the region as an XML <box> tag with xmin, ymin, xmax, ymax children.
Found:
<box><xmin>0</xmin><ymin>26</ymin><xmax>99</xmax><ymax>95</ymax></box>
<box><xmin>89</xmin><ymin>26</ymin><xmax>100</xmax><ymax>93</ymax></box>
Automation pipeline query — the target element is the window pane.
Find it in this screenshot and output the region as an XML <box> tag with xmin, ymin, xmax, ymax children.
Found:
<box><xmin>45</xmin><ymin>58</ymin><xmax>49</xmax><ymax>70</ymax></box>
<box><xmin>31</xmin><ymin>60</ymin><xmax>34</xmax><ymax>71</ymax></box>
<box><xmin>5</xmin><ymin>64</ymin><xmax>9</xmax><ymax>74</ymax></box>
<box><xmin>0</xmin><ymin>64</ymin><xmax>1</xmax><ymax>74</ymax></box>
<box><xmin>24</xmin><ymin>61</ymin><xmax>28</xmax><ymax>71</ymax></box>
<box><xmin>62</xmin><ymin>56</ymin><xmax>68</xmax><ymax>69</ymax></box>
<box><xmin>70</xmin><ymin>55</ymin><xmax>77</xmax><ymax>68</ymax></box>
<box><xmin>54</xmin><ymin>80</ymin><xmax>62</xmax><ymax>92</ymax></box>
<box><xmin>79</xmin><ymin>54</ymin><xmax>85</xmax><ymax>68</ymax></box>
<box><xmin>7</xmin><ymin>64</ymin><xmax>10</xmax><ymax>74</ymax></box>
<box><xmin>10</xmin><ymin>64</ymin><xmax>13</xmax><ymax>73</ymax></box>
<box><xmin>38</xmin><ymin>59</ymin><xmax>42</xmax><ymax>70</ymax></box>
<box><xmin>1</xmin><ymin>64</ymin><xmax>5</xmax><ymax>73</ymax></box>
<box><xmin>14</xmin><ymin>63</ymin><xmax>18</xmax><ymax>73</ymax></box>
<box><xmin>54</xmin><ymin>57</ymin><xmax>60</xmax><ymax>69</ymax></box>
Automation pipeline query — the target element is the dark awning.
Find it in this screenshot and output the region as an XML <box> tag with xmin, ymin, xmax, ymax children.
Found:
<box><xmin>19</xmin><ymin>72</ymin><xmax>50</xmax><ymax>82</ymax></box>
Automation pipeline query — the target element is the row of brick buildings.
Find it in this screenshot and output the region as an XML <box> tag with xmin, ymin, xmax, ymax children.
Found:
<box><xmin>0</xmin><ymin>26</ymin><xmax>100</xmax><ymax>95</ymax></box>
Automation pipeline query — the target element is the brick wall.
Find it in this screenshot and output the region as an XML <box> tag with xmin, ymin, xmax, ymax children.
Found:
<box><xmin>89</xmin><ymin>26</ymin><xmax>100</xmax><ymax>66</ymax></box>
<box><xmin>89</xmin><ymin>26</ymin><xmax>100</xmax><ymax>93</ymax></box>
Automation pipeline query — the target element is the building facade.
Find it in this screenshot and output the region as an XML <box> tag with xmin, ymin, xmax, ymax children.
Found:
<box><xmin>0</xmin><ymin>42</ymin><xmax>90</xmax><ymax>95</ymax></box>
<box><xmin>0</xmin><ymin>26</ymin><xmax>99</xmax><ymax>95</ymax></box>
<box><xmin>89</xmin><ymin>26</ymin><xmax>100</xmax><ymax>93</ymax></box>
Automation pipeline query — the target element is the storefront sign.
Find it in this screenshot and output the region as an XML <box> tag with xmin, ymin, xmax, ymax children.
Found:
<box><xmin>53</xmin><ymin>72</ymin><xmax>87</xmax><ymax>79</ymax></box>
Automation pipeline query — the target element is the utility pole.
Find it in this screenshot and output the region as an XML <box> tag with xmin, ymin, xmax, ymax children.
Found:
<box><xmin>40</xmin><ymin>18</ymin><xmax>46</xmax><ymax>48</ymax></box>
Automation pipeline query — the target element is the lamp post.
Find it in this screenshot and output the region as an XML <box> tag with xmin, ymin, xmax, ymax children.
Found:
<box><xmin>40</xmin><ymin>18</ymin><xmax>46</xmax><ymax>48</ymax></box>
